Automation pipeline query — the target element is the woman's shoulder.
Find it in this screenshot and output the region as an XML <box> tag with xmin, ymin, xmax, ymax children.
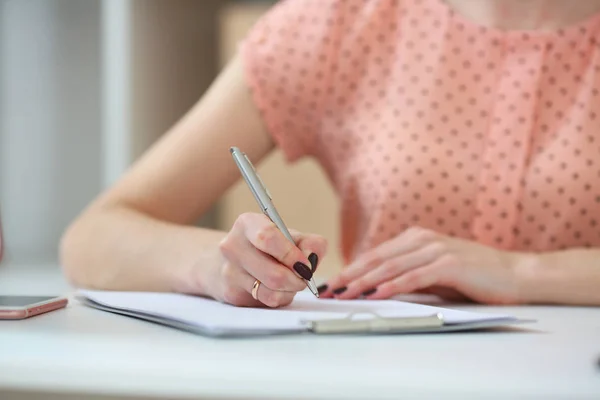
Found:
<box><xmin>246</xmin><ymin>0</ymin><xmax>406</xmax><ymax>41</ymax></box>
<box><xmin>240</xmin><ymin>0</ymin><xmax>413</xmax><ymax>161</ymax></box>
<box><xmin>242</xmin><ymin>0</ymin><xmax>412</xmax><ymax>88</ymax></box>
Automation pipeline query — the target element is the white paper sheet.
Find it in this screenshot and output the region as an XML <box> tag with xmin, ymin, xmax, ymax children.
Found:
<box><xmin>78</xmin><ymin>290</ymin><xmax>517</xmax><ymax>336</ymax></box>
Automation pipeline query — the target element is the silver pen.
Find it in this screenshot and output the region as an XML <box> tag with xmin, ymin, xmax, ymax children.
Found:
<box><xmin>230</xmin><ymin>146</ymin><xmax>320</xmax><ymax>297</ymax></box>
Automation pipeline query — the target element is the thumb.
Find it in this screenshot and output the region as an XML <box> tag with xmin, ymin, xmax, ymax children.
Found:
<box><xmin>289</xmin><ymin>230</ymin><xmax>328</xmax><ymax>273</ymax></box>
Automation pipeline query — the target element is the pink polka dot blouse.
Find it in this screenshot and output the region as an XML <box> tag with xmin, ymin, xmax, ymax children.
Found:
<box><xmin>241</xmin><ymin>0</ymin><xmax>600</xmax><ymax>263</ymax></box>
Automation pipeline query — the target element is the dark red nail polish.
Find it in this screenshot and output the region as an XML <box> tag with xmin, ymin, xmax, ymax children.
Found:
<box><xmin>317</xmin><ymin>284</ymin><xmax>328</xmax><ymax>294</ymax></box>
<box><xmin>362</xmin><ymin>288</ymin><xmax>377</xmax><ymax>296</ymax></box>
<box><xmin>293</xmin><ymin>262</ymin><xmax>313</xmax><ymax>280</ymax></box>
<box><xmin>308</xmin><ymin>253</ymin><xmax>319</xmax><ymax>272</ymax></box>
<box><xmin>333</xmin><ymin>286</ymin><xmax>347</xmax><ymax>295</ymax></box>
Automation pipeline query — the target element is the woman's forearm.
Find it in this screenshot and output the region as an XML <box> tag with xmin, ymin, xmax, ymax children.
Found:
<box><xmin>517</xmin><ymin>248</ymin><xmax>600</xmax><ymax>305</ymax></box>
<box><xmin>60</xmin><ymin>205</ymin><xmax>226</xmax><ymax>295</ymax></box>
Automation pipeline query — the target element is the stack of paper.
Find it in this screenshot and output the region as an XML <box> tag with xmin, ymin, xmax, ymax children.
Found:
<box><xmin>78</xmin><ymin>290</ymin><xmax>525</xmax><ymax>337</ymax></box>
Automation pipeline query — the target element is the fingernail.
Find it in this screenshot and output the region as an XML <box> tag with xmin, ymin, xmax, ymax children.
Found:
<box><xmin>308</xmin><ymin>253</ymin><xmax>319</xmax><ymax>272</ymax></box>
<box><xmin>333</xmin><ymin>286</ymin><xmax>347</xmax><ymax>295</ymax></box>
<box><xmin>317</xmin><ymin>284</ymin><xmax>328</xmax><ymax>294</ymax></box>
<box><xmin>362</xmin><ymin>288</ymin><xmax>377</xmax><ymax>297</ymax></box>
<box><xmin>293</xmin><ymin>262</ymin><xmax>313</xmax><ymax>280</ymax></box>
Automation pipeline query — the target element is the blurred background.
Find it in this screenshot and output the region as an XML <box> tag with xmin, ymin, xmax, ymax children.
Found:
<box><xmin>0</xmin><ymin>0</ymin><xmax>342</xmax><ymax>277</ymax></box>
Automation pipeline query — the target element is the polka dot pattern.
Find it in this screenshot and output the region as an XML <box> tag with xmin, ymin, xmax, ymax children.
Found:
<box><xmin>242</xmin><ymin>0</ymin><xmax>600</xmax><ymax>262</ymax></box>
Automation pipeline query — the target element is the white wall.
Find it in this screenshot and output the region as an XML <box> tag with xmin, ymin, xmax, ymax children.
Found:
<box><xmin>0</xmin><ymin>0</ymin><xmax>221</xmax><ymax>265</ymax></box>
<box><xmin>0</xmin><ymin>0</ymin><xmax>102</xmax><ymax>264</ymax></box>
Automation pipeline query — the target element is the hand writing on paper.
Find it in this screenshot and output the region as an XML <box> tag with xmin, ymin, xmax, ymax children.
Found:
<box><xmin>319</xmin><ymin>227</ymin><xmax>526</xmax><ymax>305</ymax></box>
<box><xmin>210</xmin><ymin>213</ymin><xmax>327</xmax><ymax>308</ymax></box>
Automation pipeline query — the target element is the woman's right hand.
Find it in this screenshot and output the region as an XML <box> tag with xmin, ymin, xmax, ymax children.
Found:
<box><xmin>209</xmin><ymin>213</ymin><xmax>327</xmax><ymax>308</ymax></box>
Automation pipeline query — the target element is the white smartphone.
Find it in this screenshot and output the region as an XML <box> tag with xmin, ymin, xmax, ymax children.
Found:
<box><xmin>0</xmin><ymin>295</ymin><xmax>68</xmax><ymax>320</ymax></box>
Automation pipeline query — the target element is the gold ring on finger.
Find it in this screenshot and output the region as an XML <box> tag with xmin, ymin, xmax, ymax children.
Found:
<box><xmin>251</xmin><ymin>279</ymin><xmax>261</xmax><ymax>300</ymax></box>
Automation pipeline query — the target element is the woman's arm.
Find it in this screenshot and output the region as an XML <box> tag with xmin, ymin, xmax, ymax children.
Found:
<box><xmin>517</xmin><ymin>249</ymin><xmax>600</xmax><ymax>305</ymax></box>
<box><xmin>60</xmin><ymin>56</ymin><xmax>274</xmax><ymax>295</ymax></box>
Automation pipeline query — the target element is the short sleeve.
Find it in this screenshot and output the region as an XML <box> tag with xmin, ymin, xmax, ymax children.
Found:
<box><xmin>241</xmin><ymin>0</ymin><xmax>344</xmax><ymax>162</ymax></box>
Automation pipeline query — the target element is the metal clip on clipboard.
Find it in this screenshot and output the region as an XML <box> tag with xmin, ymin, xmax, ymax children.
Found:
<box><xmin>307</xmin><ymin>312</ymin><xmax>445</xmax><ymax>334</ymax></box>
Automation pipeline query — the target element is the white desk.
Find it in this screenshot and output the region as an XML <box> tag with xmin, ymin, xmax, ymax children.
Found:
<box><xmin>1</xmin><ymin>264</ymin><xmax>599</xmax><ymax>400</ymax></box>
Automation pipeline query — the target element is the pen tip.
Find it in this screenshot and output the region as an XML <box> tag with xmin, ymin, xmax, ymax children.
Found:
<box><xmin>307</xmin><ymin>279</ymin><xmax>320</xmax><ymax>298</ymax></box>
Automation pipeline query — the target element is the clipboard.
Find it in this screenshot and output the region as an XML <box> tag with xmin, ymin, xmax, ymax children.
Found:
<box><xmin>306</xmin><ymin>312</ymin><xmax>445</xmax><ymax>334</ymax></box>
<box><xmin>77</xmin><ymin>290</ymin><xmax>530</xmax><ymax>337</ymax></box>
<box><xmin>305</xmin><ymin>312</ymin><xmax>530</xmax><ymax>335</ymax></box>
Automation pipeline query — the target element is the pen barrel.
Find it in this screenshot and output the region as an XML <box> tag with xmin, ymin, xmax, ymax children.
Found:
<box><xmin>231</xmin><ymin>146</ymin><xmax>317</xmax><ymax>294</ymax></box>
<box><xmin>265</xmin><ymin>207</ymin><xmax>295</xmax><ymax>244</ymax></box>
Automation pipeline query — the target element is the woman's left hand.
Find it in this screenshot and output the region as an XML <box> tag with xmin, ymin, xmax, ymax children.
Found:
<box><xmin>319</xmin><ymin>227</ymin><xmax>527</xmax><ymax>305</ymax></box>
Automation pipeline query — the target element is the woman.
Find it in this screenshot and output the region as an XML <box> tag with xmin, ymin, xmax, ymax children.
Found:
<box><xmin>61</xmin><ymin>0</ymin><xmax>600</xmax><ymax>307</ymax></box>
